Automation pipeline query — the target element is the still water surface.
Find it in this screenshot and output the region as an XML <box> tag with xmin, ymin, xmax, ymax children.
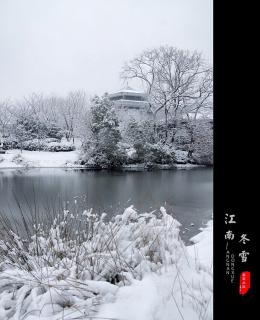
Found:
<box><xmin>0</xmin><ymin>168</ymin><xmax>213</xmax><ymax>240</ymax></box>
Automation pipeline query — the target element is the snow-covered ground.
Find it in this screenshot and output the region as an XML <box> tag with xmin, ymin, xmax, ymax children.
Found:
<box><xmin>187</xmin><ymin>220</ymin><xmax>213</xmax><ymax>268</ymax></box>
<box><xmin>0</xmin><ymin>150</ymin><xmax>206</xmax><ymax>170</ymax></box>
<box><xmin>0</xmin><ymin>149</ymin><xmax>80</xmax><ymax>168</ymax></box>
<box><xmin>0</xmin><ymin>207</ymin><xmax>213</xmax><ymax>320</ymax></box>
<box><xmin>97</xmin><ymin>218</ymin><xmax>213</xmax><ymax>320</ymax></box>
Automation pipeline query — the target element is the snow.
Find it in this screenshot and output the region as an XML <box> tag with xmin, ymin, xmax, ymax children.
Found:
<box><xmin>0</xmin><ymin>149</ymin><xmax>80</xmax><ymax>168</ymax></box>
<box><xmin>0</xmin><ymin>150</ymin><xmax>205</xmax><ymax>169</ymax></box>
<box><xmin>109</xmin><ymin>85</ymin><xmax>146</xmax><ymax>96</ymax></box>
<box><xmin>173</xmin><ymin>163</ymin><xmax>205</xmax><ymax>169</ymax></box>
<box><xmin>187</xmin><ymin>220</ymin><xmax>213</xmax><ymax>268</ymax></box>
<box><xmin>0</xmin><ymin>207</ymin><xmax>213</xmax><ymax>320</ymax></box>
<box><xmin>97</xmin><ymin>217</ymin><xmax>213</xmax><ymax>320</ymax></box>
<box><xmin>174</xmin><ymin>149</ymin><xmax>189</xmax><ymax>164</ymax></box>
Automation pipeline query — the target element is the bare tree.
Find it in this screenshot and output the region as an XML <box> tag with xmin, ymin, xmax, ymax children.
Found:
<box><xmin>5</xmin><ymin>91</ymin><xmax>90</xmax><ymax>145</ymax></box>
<box><xmin>181</xmin><ymin>68</ymin><xmax>213</xmax><ymax>120</ymax></box>
<box><xmin>18</xmin><ymin>93</ymin><xmax>62</xmax><ymax>125</ymax></box>
<box><xmin>121</xmin><ymin>46</ymin><xmax>213</xmax><ymax>138</ymax></box>
<box><xmin>59</xmin><ymin>90</ymin><xmax>89</xmax><ymax>143</ymax></box>
<box><xmin>9</xmin><ymin>94</ymin><xmax>40</xmax><ymax>124</ymax></box>
<box><xmin>0</xmin><ymin>99</ymin><xmax>13</xmax><ymax>137</ymax></box>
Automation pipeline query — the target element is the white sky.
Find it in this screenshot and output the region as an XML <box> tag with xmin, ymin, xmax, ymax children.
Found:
<box><xmin>0</xmin><ymin>0</ymin><xmax>212</xmax><ymax>101</ymax></box>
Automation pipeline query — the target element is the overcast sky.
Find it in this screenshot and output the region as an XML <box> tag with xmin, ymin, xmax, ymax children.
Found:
<box><xmin>0</xmin><ymin>0</ymin><xmax>212</xmax><ymax>101</ymax></box>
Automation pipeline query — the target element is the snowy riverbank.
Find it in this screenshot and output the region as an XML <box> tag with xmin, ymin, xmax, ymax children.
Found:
<box><xmin>0</xmin><ymin>207</ymin><xmax>213</xmax><ymax>320</ymax></box>
<box><xmin>0</xmin><ymin>149</ymin><xmax>81</xmax><ymax>168</ymax></box>
<box><xmin>0</xmin><ymin>150</ymin><xmax>207</xmax><ymax>170</ymax></box>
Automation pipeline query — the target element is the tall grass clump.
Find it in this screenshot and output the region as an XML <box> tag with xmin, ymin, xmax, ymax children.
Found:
<box><xmin>0</xmin><ymin>203</ymin><xmax>185</xmax><ymax>319</ymax></box>
<box><xmin>0</xmin><ymin>202</ymin><xmax>212</xmax><ymax>319</ymax></box>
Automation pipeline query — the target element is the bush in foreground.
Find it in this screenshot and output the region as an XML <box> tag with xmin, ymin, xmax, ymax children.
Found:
<box><xmin>0</xmin><ymin>207</ymin><xmax>212</xmax><ymax>319</ymax></box>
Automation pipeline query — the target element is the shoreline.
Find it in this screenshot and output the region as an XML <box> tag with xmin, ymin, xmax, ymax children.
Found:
<box><xmin>0</xmin><ymin>150</ymin><xmax>211</xmax><ymax>170</ymax></box>
<box><xmin>0</xmin><ymin>163</ymin><xmax>209</xmax><ymax>170</ymax></box>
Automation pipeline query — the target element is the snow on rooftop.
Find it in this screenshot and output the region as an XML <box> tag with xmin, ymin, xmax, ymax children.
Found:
<box><xmin>109</xmin><ymin>85</ymin><xmax>146</xmax><ymax>96</ymax></box>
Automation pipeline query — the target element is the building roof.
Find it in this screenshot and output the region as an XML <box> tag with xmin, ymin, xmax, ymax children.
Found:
<box><xmin>109</xmin><ymin>85</ymin><xmax>147</xmax><ymax>97</ymax></box>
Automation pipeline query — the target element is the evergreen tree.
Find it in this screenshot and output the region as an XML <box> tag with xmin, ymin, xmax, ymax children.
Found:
<box><xmin>83</xmin><ymin>94</ymin><xmax>125</xmax><ymax>168</ymax></box>
<box><xmin>125</xmin><ymin>118</ymin><xmax>157</xmax><ymax>162</ymax></box>
<box><xmin>13</xmin><ymin>118</ymin><xmax>31</xmax><ymax>151</ymax></box>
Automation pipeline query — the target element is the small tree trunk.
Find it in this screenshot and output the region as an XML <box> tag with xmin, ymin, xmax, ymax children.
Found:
<box><xmin>187</xmin><ymin>123</ymin><xmax>195</xmax><ymax>159</ymax></box>
<box><xmin>164</xmin><ymin>109</ymin><xmax>168</xmax><ymax>142</ymax></box>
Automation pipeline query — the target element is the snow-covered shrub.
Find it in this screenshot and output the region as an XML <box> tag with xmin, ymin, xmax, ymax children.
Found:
<box><xmin>191</xmin><ymin>120</ymin><xmax>213</xmax><ymax>165</ymax></box>
<box><xmin>46</xmin><ymin>142</ymin><xmax>75</xmax><ymax>152</ymax></box>
<box><xmin>13</xmin><ymin>115</ymin><xmax>48</xmax><ymax>141</ymax></box>
<box><xmin>45</xmin><ymin>122</ymin><xmax>63</xmax><ymax>140</ymax></box>
<box><xmin>0</xmin><ymin>206</ymin><xmax>185</xmax><ymax>318</ymax></box>
<box><xmin>22</xmin><ymin>139</ymin><xmax>47</xmax><ymax>151</ymax></box>
<box><xmin>124</xmin><ymin>118</ymin><xmax>160</xmax><ymax>164</ymax></box>
<box><xmin>17</xmin><ymin>140</ymin><xmax>75</xmax><ymax>152</ymax></box>
<box><xmin>2</xmin><ymin>137</ymin><xmax>18</xmax><ymax>150</ymax></box>
<box><xmin>124</xmin><ymin>140</ymin><xmax>176</xmax><ymax>165</ymax></box>
<box><xmin>144</xmin><ymin>143</ymin><xmax>175</xmax><ymax>164</ymax></box>
<box><xmin>44</xmin><ymin>137</ymin><xmax>60</xmax><ymax>143</ymax></box>
<box><xmin>0</xmin><ymin>206</ymin><xmax>183</xmax><ymax>281</ymax></box>
<box><xmin>132</xmin><ymin>141</ymin><xmax>146</xmax><ymax>163</ymax></box>
<box><xmin>126</xmin><ymin>147</ymin><xmax>137</xmax><ymax>162</ymax></box>
<box><xmin>153</xmin><ymin>120</ymin><xmax>178</xmax><ymax>144</ymax></box>
<box><xmin>124</xmin><ymin>118</ymin><xmax>157</xmax><ymax>145</ymax></box>
<box><xmin>192</xmin><ymin>152</ymin><xmax>213</xmax><ymax>166</ymax></box>
<box><xmin>174</xmin><ymin>127</ymin><xmax>191</xmax><ymax>150</ymax></box>
<box><xmin>12</xmin><ymin>115</ymin><xmax>64</xmax><ymax>151</ymax></box>
<box><xmin>173</xmin><ymin>149</ymin><xmax>188</xmax><ymax>164</ymax></box>
<box><xmin>0</xmin><ymin>206</ymin><xmax>213</xmax><ymax>319</ymax></box>
<box><xmin>117</xmin><ymin>142</ymin><xmax>136</xmax><ymax>164</ymax></box>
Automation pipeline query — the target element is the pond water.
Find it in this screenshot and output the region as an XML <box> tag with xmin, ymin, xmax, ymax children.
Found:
<box><xmin>0</xmin><ymin>168</ymin><xmax>213</xmax><ymax>241</ymax></box>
